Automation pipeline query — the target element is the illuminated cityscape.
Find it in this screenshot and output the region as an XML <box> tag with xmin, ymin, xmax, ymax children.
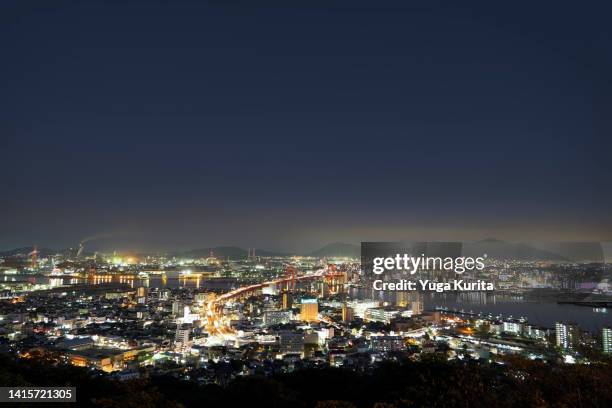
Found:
<box><xmin>1</xmin><ymin>245</ymin><xmax>610</xmax><ymax>377</ymax></box>
<box><xmin>2</xmin><ymin>0</ymin><xmax>612</xmax><ymax>406</ymax></box>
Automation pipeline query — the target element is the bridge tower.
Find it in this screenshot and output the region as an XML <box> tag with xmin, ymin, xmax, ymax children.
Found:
<box><xmin>285</xmin><ymin>266</ymin><xmax>297</xmax><ymax>292</ymax></box>
<box><xmin>30</xmin><ymin>246</ymin><xmax>38</xmax><ymax>268</ymax></box>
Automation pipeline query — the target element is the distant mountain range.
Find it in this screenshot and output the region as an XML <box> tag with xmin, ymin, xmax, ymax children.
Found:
<box><xmin>0</xmin><ymin>243</ymin><xmax>362</xmax><ymax>260</ymax></box>
<box><xmin>184</xmin><ymin>243</ymin><xmax>361</xmax><ymax>259</ymax></box>
<box><xmin>183</xmin><ymin>246</ymin><xmax>288</xmax><ymax>259</ymax></box>
<box><xmin>308</xmin><ymin>242</ymin><xmax>360</xmax><ymax>258</ymax></box>
<box><xmin>305</xmin><ymin>240</ymin><xmax>605</xmax><ymax>261</ymax></box>
<box><xmin>461</xmin><ymin>239</ymin><xmax>606</xmax><ymax>262</ymax></box>
<box><xmin>0</xmin><ymin>240</ymin><xmax>606</xmax><ymax>262</ymax></box>
<box><xmin>0</xmin><ymin>247</ymin><xmax>64</xmax><ymax>258</ymax></box>
<box><xmin>460</xmin><ymin>239</ymin><xmax>569</xmax><ymax>261</ymax></box>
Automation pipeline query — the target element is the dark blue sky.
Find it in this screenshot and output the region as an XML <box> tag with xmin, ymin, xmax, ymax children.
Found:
<box><xmin>2</xmin><ymin>0</ymin><xmax>611</xmax><ymax>252</ymax></box>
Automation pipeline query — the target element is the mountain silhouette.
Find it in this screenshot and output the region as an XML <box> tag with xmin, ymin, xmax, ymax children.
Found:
<box><xmin>183</xmin><ymin>246</ymin><xmax>288</xmax><ymax>259</ymax></box>
<box><xmin>308</xmin><ymin>242</ymin><xmax>360</xmax><ymax>258</ymax></box>
<box><xmin>462</xmin><ymin>239</ymin><xmax>569</xmax><ymax>261</ymax></box>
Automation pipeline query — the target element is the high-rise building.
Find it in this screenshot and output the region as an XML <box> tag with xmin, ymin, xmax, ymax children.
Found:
<box><xmin>603</xmin><ymin>327</ymin><xmax>612</xmax><ymax>354</ymax></box>
<box><xmin>175</xmin><ymin>324</ymin><xmax>191</xmax><ymax>347</ymax></box>
<box><xmin>158</xmin><ymin>289</ymin><xmax>170</xmax><ymax>300</ymax></box>
<box><xmin>396</xmin><ymin>291</ymin><xmax>410</xmax><ymax>307</ymax></box>
<box><xmin>320</xmin><ymin>281</ymin><xmax>328</xmax><ymax>297</ymax></box>
<box><xmin>278</xmin><ymin>330</ymin><xmax>304</xmax><ymax>355</ymax></box>
<box><xmin>282</xmin><ymin>291</ymin><xmax>293</xmax><ymax>310</ymax></box>
<box><xmin>396</xmin><ymin>291</ymin><xmax>423</xmax><ymax>316</ymax></box>
<box><xmin>135</xmin><ymin>286</ymin><xmax>147</xmax><ymax>304</ymax></box>
<box><xmin>172</xmin><ymin>301</ymin><xmax>183</xmax><ymax>317</ymax></box>
<box><xmin>263</xmin><ymin>310</ymin><xmax>292</xmax><ymax>326</ymax></box>
<box><xmin>342</xmin><ymin>303</ymin><xmax>354</xmax><ymax>323</ymax></box>
<box><xmin>556</xmin><ymin>322</ymin><xmax>579</xmax><ymax>350</ymax></box>
<box><xmin>300</xmin><ymin>297</ymin><xmax>318</xmax><ymax>322</ymax></box>
<box><xmin>411</xmin><ymin>292</ymin><xmax>423</xmax><ymax>316</ymax></box>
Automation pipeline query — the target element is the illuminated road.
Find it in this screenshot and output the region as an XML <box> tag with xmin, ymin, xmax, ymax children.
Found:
<box><xmin>202</xmin><ymin>268</ymin><xmax>329</xmax><ymax>340</ymax></box>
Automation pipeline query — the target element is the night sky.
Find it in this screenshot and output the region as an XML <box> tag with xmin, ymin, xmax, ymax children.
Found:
<box><xmin>2</xmin><ymin>0</ymin><xmax>611</xmax><ymax>253</ymax></box>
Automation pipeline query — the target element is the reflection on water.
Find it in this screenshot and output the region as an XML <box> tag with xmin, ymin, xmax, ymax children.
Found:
<box><xmin>351</xmin><ymin>288</ymin><xmax>612</xmax><ymax>333</ymax></box>
<box><xmin>5</xmin><ymin>274</ymin><xmax>612</xmax><ymax>333</ymax></box>
<box><xmin>4</xmin><ymin>274</ymin><xmax>237</xmax><ymax>291</ymax></box>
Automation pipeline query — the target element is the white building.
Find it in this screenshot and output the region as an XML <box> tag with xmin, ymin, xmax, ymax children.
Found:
<box><xmin>502</xmin><ymin>321</ymin><xmax>523</xmax><ymax>335</ymax></box>
<box><xmin>347</xmin><ymin>300</ymin><xmax>381</xmax><ymax>319</ymax></box>
<box><xmin>365</xmin><ymin>307</ymin><xmax>400</xmax><ymax>324</ymax></box>
<box><xmin>555</xmin><ymin>322</ymin><xmax>579</xmax><ymax>350</ymax></box>
<box><xmin>175</xmin><ymin>324</ymin><xmax>191</xmax><ymax>349</ymax></box>
<box><xmin>603</xmin><ymin>327</ymin><xmax>612</xmax><ymax>354</ymax></box>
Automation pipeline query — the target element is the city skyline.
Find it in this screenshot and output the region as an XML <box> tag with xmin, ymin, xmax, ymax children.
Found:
<box><xmin>2</xmin><ymin>2</ymin><xmax>612</xmax><ymax>406</ymax></box>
